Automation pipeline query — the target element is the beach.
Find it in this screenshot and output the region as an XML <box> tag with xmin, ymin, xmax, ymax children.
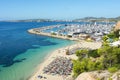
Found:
<box><xmin>0</xmin><ymin>22</ymin><xmax>77</xmax><ymax>80</ymax></box>
<box><xmin>28</xmin><ymin>29</ymin><xmax>79</xmax><ymax>41</ymax></box>
<box><xmin>29</xmin><ymin>41</ymin><xmax>102</xmax><ymax>80</ymax></box>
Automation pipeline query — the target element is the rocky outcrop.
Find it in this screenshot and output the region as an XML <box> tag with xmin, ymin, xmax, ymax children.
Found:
<box><xmin>75</xmin><ymin>71</ymin><xmax>120</xmax><ymax>80</ymax></box>
<box><xmin>75</xmin><ymin>72</ymin><xmax>96</xmax><ymax>80</ymax></box>
<box><xmin>115</xmin><ymin>21</ymin><xmax>120</xmax><ymax>30</ymax></box>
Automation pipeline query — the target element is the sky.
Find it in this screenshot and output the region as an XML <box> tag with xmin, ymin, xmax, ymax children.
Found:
<box><xmin>0</xmin><ymin>0</ymin><xmax>120</xmax><ymax>20</ymax></box>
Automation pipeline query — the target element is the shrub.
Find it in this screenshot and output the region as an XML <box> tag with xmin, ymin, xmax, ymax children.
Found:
<box><xmin>75</xmin><ymin>50</ymin><xmax>80</xmax><ymax>56</ymax></box>
<box><xmin>51</xmin><ymin>33</ymin><xmax>56</xmax><ymax>35</ymax></box>
<box><xmin>95</xmin><ymin>62</ymin><xmax>104</xmax><ymax>70</ymax></box>
<box><xmin>88</xmin><ymin>49</ymin><xmax>100</xmax><ymax>58</ymax></box>
<box><xmin>108</xmin><ymin>67</ymin><xmax>118</xmax><ymax>73</ymax></box>
<box><xmin>96</xmin><ymin>78</ymin><xmax>100</xmax><ymax>80</ymax></box>
<box><xmin>108</xmin><ymin>78</ymin><xmax>112</xmax><ymax>80</ymax></box>
<box><xmin>73</xmin><ymin>60</ymin><xmax>83</xmax><ymax>77</ymax></box>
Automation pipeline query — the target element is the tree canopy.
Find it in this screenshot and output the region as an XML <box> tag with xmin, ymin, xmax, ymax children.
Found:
<box><xmin>73</xmin><ymin>45</ymin><xmax>120</xmax><ymax>77</ymax></box>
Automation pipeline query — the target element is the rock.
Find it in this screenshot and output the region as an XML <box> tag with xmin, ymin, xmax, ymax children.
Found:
<box><xmin>75</xmin><ymin>70</ymin><xmax>120</xmax><ymax>80</ymax></box>
<box><xmin>75</xmin><ymin>71</ymin><xmax>111</xmax><ymax>80</ymax></box>
<box><xmin>115</xmin><ymin>21</ymin><xmax>120</xmax><ymax>31</ymax></box>
<box><xmin>111</xmin><ymin>72</ymin><xmax>120</xmax><ymax>80</ymax></box>
<box><xmin>75</xmin><ymin>72</ymin><xmax>96</xmax><ymax>80</ymax></box>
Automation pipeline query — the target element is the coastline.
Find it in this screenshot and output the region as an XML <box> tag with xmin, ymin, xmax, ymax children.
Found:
<box><xmin>28</xmin><ymin>29</ymin><xmax>79</xmax><ymax>41</ymax></box>
<box><xmin>28</xmin><ymin>27</ymin><xmax>102</xmax><ymax>80</ymax></box>
<box><xmin>28</xmin><ymin>40</ymin><xmax>102</xmax><ymax>80</ymax></box>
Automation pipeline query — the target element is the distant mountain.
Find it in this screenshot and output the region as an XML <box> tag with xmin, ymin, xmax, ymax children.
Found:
<box><xmin>1</xmin><ymin>19</ymin><xmax>72</xmax><ymax>22</ymax></box>
<box><xmin>1</xmin><ymin>19</ymin><xmax>53</xmax><ymax>22</ymax></box>
<box><xmin>73</xmin><ymin>16</ymin><xmax>120</xmax><ymax>22</ymax></box>
<box><xmin>1</xmin><ymin>16</ymin><xmax>120</xmax><ymax>22</ymax></box>
<box><xmin>18</xmin><ymin>19</ymin><xmax>52</xmax><ymax>22</ymax></box>
<box><xmin>82</xmin><ymin>17</ymin><xmax>106</xmax><ymax>19</ymax></box>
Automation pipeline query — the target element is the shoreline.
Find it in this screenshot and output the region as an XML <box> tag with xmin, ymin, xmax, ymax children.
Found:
<box><xmin>28</xmin><ymin>27</ymin><xmax>102</xmax><ymax>80</ymax></box>
<box><xmin>28</xmin><ymin>29</ymin><xmax>79</xmax><ymax>41</ymax></box>
<box><xmin>28</xmin><ymin>40</ymin><xmax>102</xmax><ymax>80</ymax></box>
<box><xmin>28</xmin><ymin>44</ymin><xmax>78</xmax><ymax>80</ymax></box>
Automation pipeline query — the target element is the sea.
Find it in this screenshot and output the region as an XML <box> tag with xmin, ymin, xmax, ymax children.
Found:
<box><xmin>0</xmin><ymin>21</ymin><xmax>114</xmax><ymax>80</ymax></box>
<box><xmin>0</xmin><ymin>22</ymin><xmax>77</xmax><ymax>80</ymax></box>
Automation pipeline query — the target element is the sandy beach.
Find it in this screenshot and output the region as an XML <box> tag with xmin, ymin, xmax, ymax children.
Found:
<box><xmin>28</xmin><ymin>29</ymin><xmax>79</xmax><ymax>41</ymax></box>
<box><xmin>29</xmin><ymin>41</ymin><xmax>102</xmax><ymax>80</ymax></box>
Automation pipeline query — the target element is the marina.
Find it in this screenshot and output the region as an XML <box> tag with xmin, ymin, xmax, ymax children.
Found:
<box><xmin>28</xmin><ymin>22</ymin><xmax>115</xmax><ymax>42</ymax></box>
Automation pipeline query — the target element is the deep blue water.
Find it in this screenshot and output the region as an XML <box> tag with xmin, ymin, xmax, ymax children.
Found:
<box><xmin>0</xmin><ymin>22</ymin><xmax>78</xmax><ymax>67</ymax></box>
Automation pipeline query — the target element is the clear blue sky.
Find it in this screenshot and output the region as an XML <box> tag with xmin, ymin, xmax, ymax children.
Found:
<box><xmin>0</xmin><ymin>0</ymin><xmax>120</xmax><ymax>20</ymax></box>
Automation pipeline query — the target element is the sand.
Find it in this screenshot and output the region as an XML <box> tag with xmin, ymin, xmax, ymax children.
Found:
<box><xmin>29</xmin><ymin>41</ymin><xmax>102</xmax><ymax>80</ymax></box>
<box><xmin>28</xmin><ymin>29</ymin><xmax>79</xmax><ymax>41</ymax></box>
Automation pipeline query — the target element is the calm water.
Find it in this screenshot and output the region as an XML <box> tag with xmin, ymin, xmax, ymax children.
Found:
<box><xmin>0</xmin><ymin>22</ymin><xmax>76</xmax><ymax>80</ymax></box>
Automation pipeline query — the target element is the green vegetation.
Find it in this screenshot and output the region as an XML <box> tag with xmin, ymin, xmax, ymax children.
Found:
<box><xmin>51</xmin><ymin>32</ymin><xmax>57</xmax><ymax>35</ymax></box>
<box><xmin>73</xmin><ymin>46</ymin><xmax>120</xmax><ymax>77</ymax></box>
<box><xmin>103</xmin><ymin>29</ymin><xmax>120</xmax><ymax>43</ymax></box>
<box><xmin>102</xmin><ymin>29</ymin><xmax>120</xmax><ymax>47</ymax></box>
<box><xmin>73</xmin><ymin>29</ymin><xmax>120</xmax><ymax>77</ymax></box>
<box><xmin>108</xmin><ymin>67</ymin><xmax>118</xmax><ymax>73</ymax></box>
<box><xmin>71</xmin><ymin>22</ymin><xmax>120</xmax><ymax>78</ymax></box>
<box><xmin>108</xmin><ymin>78</ymin><xmax>113</xmax><ymax>80</ymax></box>
<box><xmin>88</xmin><ymin>49</ymin><xmax>100</xmax><ymax>58</ymax></box>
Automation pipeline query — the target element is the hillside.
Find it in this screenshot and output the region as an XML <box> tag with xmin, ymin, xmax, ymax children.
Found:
<box><xmin>73</xmin><ymin>16</ymin><xmax>120</xmax><ymax>22</ymax></box>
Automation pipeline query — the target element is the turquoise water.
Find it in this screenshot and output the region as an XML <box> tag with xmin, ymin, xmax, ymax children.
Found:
<box><xmin>0</xmin><ymin>22</ymin><xmax>76</xmax><ymax>80</ymax></box>
<box><xmin>0</xmin><ymin>37</ymin><xmax>75</xmax><ymax>80</ymax></box>
<box><xmin>0</xmin><ymin>22</ymin><xmax>114</xmax><ymax>80</ymax></box>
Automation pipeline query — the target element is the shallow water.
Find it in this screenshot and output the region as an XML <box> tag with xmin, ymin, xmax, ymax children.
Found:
<box><xmin>0</xmin><ymin>22</ymin><xmax>76</xmax><ymax>80</ymax></box>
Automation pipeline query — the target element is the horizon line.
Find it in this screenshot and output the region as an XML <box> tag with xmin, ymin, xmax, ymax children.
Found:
<box><xmin>0</xmin><ymin>16</ymin><xmax>120</xmax><ymax>21</ymax></box>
